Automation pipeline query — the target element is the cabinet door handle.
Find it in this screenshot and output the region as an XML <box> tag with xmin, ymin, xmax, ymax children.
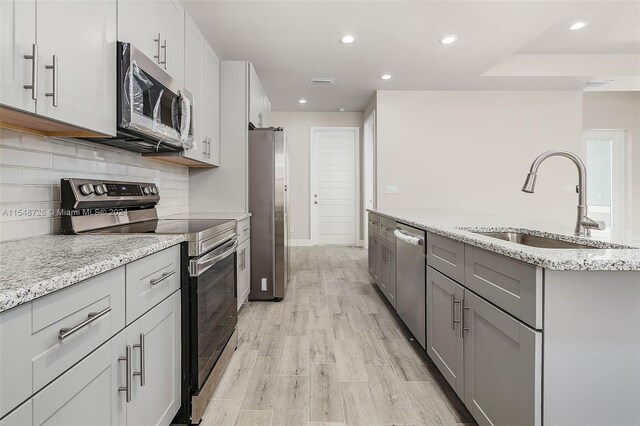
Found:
<box><xmin>161</xmin><ymin>39</ymin><xmax>167</xmax><ymax>69</ymax></box>
<box><xmin>451</xmin><ymin>295</ymin><xmax>461</xmax><ymax>331</ymax></box>
<box><xmin>58</xmin><ymin>306</ymin><xmax>111</xmax><ymax>340</ymax></box>
<box><xmin>154</xmin><ymin>33</ymin><xmax>161</xmax><ymax>63</ymax></box>
<box><xmin>133</xmin><ymin>333</ymin><xmax>145</xmax><ymax>386</ymax></box>
<box><xmin>23</xmin><ymin>44</ymin><xmax>38</xmax><ymax>100</ymax></box>
<box><xmin>118</xmin><ymin>345</ymin><xmax>133</xmax><ymax>403</ymax></box>
<box><xmin>461</xmin><ymin>305</ymin><xmax>470</xmax><ymax>338</ymax></box>
<box><xmin>150</xmin><ymin>270</ymin><xmax>176</xmax><ymax>286</ymax></box>
<box><xmin>44</xmin><ymin>55</ymin><xmax>58</xmax><ymax>107</ymax></box>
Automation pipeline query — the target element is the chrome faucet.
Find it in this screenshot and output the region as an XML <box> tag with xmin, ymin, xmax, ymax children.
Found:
<box><xmin>521</xmin><ymin>150</ymin><xmax>605</xmax><ymax>237</ymax></box>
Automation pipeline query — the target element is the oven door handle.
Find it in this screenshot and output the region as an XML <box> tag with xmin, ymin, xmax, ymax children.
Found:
<box><xmin>190</xmin><ymin>240</ymin><xmax>238</xmax><ymax>277</ymax></box>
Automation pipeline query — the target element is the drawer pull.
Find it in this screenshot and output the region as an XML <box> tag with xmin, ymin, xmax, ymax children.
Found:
<box><xmin>133</xmin><ymin>333</ymin><xmax>145</xmax><ymax>386</ymax></box>
<box><xmin>150</xmin><ymin>270</ymin><xmax>176</xmax><ymax>286</ymax></box>
<box><xmin>242</xmin><ymin>226</ymin><xmax>250</xmax><ymax>234</ymax></box>
<box><xmin>58</xmin><ymin>306</ymin><xmax>111</xmax><ymax>341</ymax></box>
<box><xmin>118</xmin><ymin>345</ymin><xmax>133</xmax><ymax>403</ymax></box>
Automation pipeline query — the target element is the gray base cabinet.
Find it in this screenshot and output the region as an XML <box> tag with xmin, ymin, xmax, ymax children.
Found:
<box><xmin>463</xmin><ymin>291</ymin><xmax>541</xmax><ymax>426</ymax></box>
<box><xmin>380</xmin><ymin>240</ymin><xmax>396</xmax><ymax>308</ymax></box>
<box><xmin>426</xmin><ymin>267</ymin><xmax>464</xmax><ymax>398</ymax></box>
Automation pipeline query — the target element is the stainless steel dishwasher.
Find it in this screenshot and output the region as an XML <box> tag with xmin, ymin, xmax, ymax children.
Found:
<box><xmin>394</xmin><ymin>223</ymin><xmax>426</xmax><ymax>348</ymax></box>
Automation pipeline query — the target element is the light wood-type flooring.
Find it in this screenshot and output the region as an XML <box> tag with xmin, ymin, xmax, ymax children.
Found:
<box><xmin>201</xmin><ymin>246</ymin><xmax>477</xmax><ymax>426</ymax></box>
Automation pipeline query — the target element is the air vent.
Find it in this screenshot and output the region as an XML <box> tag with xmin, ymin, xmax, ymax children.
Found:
<box><xmin>310</xmin><ymin>77</ymin><xmax>335</xmax><ymax>85</ymax></box>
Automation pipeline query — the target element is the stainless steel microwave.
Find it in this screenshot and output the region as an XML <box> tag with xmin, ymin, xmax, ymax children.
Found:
<box><xmin>91</xmin><ymin>42</ymin><xmax>193</xmax><ymax>153</ymax></box>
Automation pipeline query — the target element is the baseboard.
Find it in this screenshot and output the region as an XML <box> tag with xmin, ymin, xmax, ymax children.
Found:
<box><xmin>289</xmin><ymin>239</ymin><xmax>366</xmax><ymax>247</ymax></box>
<box><xmin>289</xmin><ymin>239</ymin><xmax>314</xmax><ymax>246</ymax></box>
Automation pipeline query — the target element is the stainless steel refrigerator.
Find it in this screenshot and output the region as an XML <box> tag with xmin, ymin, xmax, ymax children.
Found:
<box><xmin>248</xmin><ymin>128</ymin><xmax>289</xmax><ymax>300</ymax></box>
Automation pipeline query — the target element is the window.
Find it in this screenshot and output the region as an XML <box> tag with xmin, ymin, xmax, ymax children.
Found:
<box><xmin>583</xmin><ymin>130</ymin><xmax>626</xmax><ymax>237</ymax></box>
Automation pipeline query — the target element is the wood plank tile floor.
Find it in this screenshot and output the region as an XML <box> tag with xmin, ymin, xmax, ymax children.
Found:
<box><xmin>201</xmin><ymin>246</ymin><xmax>477</xmax><ymax>426</ymax></box>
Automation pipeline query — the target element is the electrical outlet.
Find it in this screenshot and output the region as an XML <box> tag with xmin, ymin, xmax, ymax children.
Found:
<box><xmin>302</xmin><ymin>186</ymin><xmax>308</xmax><ymax>194</ymax></box>
<box><xmin>386</xmin><ymin>185</ymin><xmax>398</xmax><ymax>194</ymax></box>
<box><xmin>261</xmin><ymin>278</ymin><xmax>267</xmax><ymax>291</ymax></box>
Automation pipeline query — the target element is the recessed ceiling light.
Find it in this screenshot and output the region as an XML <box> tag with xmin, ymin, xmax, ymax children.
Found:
<box><xmin>338</xmin><ymin>107</ymin><xmax>346</xmax><ymax>112</ymax></box>
<box><xmin>339</xmin><ymin>34</ymin><xmax>355</xmax><ymax>44</ymax></box>
<box><xmin>439</xmin><ymin>35</ymin><xmax>458</xmax><ymax>45</ymax></box>
<box><xmin>569</xmin><ymin>22</ymin><xmax>587</xmax><ymax>30</ymax></box>
<box><xmin>380</xmin><ymin>74</ymin><xmax>392</xmax><ymax>80</ymax></box>
<box><xmin>585</xmin><ymin>79</ymin><xmax>613</xmax><ymax>87</ymax></box>
<box><xmin>298</xmin><ymin>99</ymin><xmax>307</xmax><ymax>104</ymax></box>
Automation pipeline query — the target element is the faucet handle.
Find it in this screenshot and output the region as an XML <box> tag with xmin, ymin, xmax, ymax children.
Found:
<box><xmin>581</xmin><ymin>216</ymin><xmax>606</xmax><ymax>231</ymax></box>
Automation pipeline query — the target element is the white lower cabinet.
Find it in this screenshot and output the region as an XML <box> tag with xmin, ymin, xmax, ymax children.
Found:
<box><xmin>426</xmin><ymin>267</ymin><xmax>464</xmax><ymax>398</ymax></box>
<box><xmin>463</xmin><ymin>291</ymin><xmax>542</xmax><ymax>426</ymax></box>
<box><xmin>1</xmin><ymin>290</ymin><xmax>181</xmax><ymax>426</ymax></box>
<box><xmin>32</xmin><ymin>331</ymin><xmax>126</xmax><ymax>426</ymax></box>
<box><xmin>237</xmin><ymin>238</ymin><xmax>251</xmax><ymax>310</ymax></box>
<box><xmin>125</xmin><ymin>291</ymin><xmax>181</xmax><ymax>426</ymax></box>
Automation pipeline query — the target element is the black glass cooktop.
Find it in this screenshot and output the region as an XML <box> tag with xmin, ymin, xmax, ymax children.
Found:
<box><xmin>91</xmin><ymin>218</ymin><xmax>235</xmax><ymax>239</ymax></box>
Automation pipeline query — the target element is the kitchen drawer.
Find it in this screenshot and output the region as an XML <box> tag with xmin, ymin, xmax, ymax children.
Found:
<box><xmin>0</xmin><ymin>267</ymin><xmax>125</xmax><ymax>418</ymax></box>
<box><xmin>237</xmin><ymin>217</ymin><xmax>251</xmax><ymax>244</ymax></box>
<box><xmin>368</xmin><ymin>212</ymin><xmax>380</xmax><ymax>235</ymax></box>
<box><xmin>427</xmin><ymin>233</ymin><xmax>465</xmax><ymax>283</ymax></box>
<box><xmin>464</xmin><ymin>245</ymin><xmax>542</xmax><ymax>329</ymax></box>
<box><xmin>125</xmin><ymin>245</ymin><xmax>180</xmax><ymax>324</ymax></box>
<box><xmin>379</xmin><ymin>217</ymin><xmax>396</xmax><ymax>243</ymax></box>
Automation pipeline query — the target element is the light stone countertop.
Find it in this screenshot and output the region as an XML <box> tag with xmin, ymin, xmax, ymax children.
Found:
<box><xmin>369</xmin><ymin>209</ymin><xmax>640</xmax><ymax>271</ymax></box>
<box><xmin>0</xmin><ymin>234</ymin><xmax>184</xmax><ymax>313</ymax></box>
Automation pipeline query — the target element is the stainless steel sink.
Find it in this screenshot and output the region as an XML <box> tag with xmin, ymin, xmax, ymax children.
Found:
<box><xmin>471</xmin><ymin>231</ymin><xmax>602</xmax><ymax>249</ymax></box>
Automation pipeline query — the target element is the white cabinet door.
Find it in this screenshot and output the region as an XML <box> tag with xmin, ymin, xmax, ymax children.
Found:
<box><xmin>182</xmin><ymin>13</ymin><xmax>205</xmax><ymax>163</ymax></box>
<box><xmin>36</xmin><ymin>0</ymin><xmax>116</xmax><ymax>136</ymax></box>
<box><xmin>248</xmin><ymin>63</ymin><xmax>260</xmax><ymax>127</ymax></box>
<box><xmin>31</xmin><ymin>331</ymin><xmax>126</xmax><ymax>426</ymax></box>
<box><xmin>237</xmin><ymin>238</ymin><xmax>250</xmax><ymax>310</ymax></box>
<box><xmin>464</xmin><ymin>291</ymin><xmax>542</xmax><ymax>426</ymax></box>
<box><xmin>117</xmin><ymin>0</ymin><xmax>157</xmax><ymax>62</ymax></box>
<box><xmin>426</xmin><ymin>267</ymin><xmax>464</xmax><ymax>398</ymax></box>
<box><xmin>0</xmin><ymin>0</ymin><xmax>36</xmax><ymax>112</ymax></box>
<box><xmin>203</xmin><ymin>43</ymin><xmax>221</xmax><ymax>166</ymax></box>
<box><xmin>157</xmin><ymin>0</ymin><xmax>184</xmax><ymax>83</ymax></box>
<box><xmin>126</xmin><ymin>291</ymin><xmax>181</xmax><ymax>426</ymax></box>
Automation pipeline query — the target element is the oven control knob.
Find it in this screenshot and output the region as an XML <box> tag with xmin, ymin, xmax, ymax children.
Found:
<box><xmin>143</xmin><ymin>186</ymin><xmax>151</xmax><ymax>195</ymax></box>
<box><xmin>150</xmin><ymin>186</ymin><xmax>158</xmax><ymax>195</ymax></box>
<box><xmin>79</xmin><ymin>183</ymin><xmax>94</xmax><ymax>195</ymax></box>
<box><xmin>94</xmin><ymin>184</ymin><xmax>106</xmax><ymax>196</ymax></box>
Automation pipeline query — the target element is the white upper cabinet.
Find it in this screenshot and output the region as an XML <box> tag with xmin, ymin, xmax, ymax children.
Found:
<box><xmin>181</xmin><ymin>12</ymin><xmax>220</xmax><ymax>167</ymax></box>
<box><xmin>182</xmin><ymin>13</ymin><xmax>205</xmax><ymax>163</ymax></box>
<box><xmin>37</xmin><ymin>0</ymin><xmax>116</xmax><ymax>136</ymax></box>
<box><xmin>248</xmin><ymin>63</ymin><xmax>271</xmax><ymax>128</ymax></box>
<box><xmin>202</xmin><ymin>43</ymin><xmax>220</xmax><ymax>166</ymax></box>
<box><xmin>157</xmin><ymin>0</ymin><xmax>184</xmax><ymax>83</ymax></box>
<box><xmin>117</xmin><ymin>0</ymin><xmax>184</xmax><ymax>84</ymax></box>
<box><xmin>0</xmin><ymin>0</ymin><xmax>36</xmax><ymax>113</ymax></box>
<box><xmin>0</xmin><ymin>0</ymin><xmax>116</xmax><ymax>136</ymax></box>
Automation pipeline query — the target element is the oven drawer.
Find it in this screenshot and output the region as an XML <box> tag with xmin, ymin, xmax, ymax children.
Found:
<box><xmin>126</xmin><ymin>245</ymin><xmax>180</xmax><ymax>324</ymax></box>
<box><xmin>0</xmin><ymin>267</ymin><xmax>125</xmax><ymax>418</ymax></box>
<box><xmin>237</xmin><ymin>217</ymin><xmax>251</xmax><ymax>244</ymax></box>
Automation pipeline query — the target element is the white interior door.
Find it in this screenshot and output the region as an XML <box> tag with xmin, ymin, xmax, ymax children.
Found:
<box><xmin>584</xmin><ymin>130</ymin><xmax>626</xmax><ymax>237</ymax></box>
<box><xmin>363</xmin><ymin>111</ymin><xmax>376</xmax><ymax>246</ymax></box>
<box><xmin>311</xmin><ymin>127</ymin><xmax>359</xmax><ymax>246</ymax></box>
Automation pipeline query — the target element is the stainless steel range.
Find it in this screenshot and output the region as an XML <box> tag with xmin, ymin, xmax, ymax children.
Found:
<box><xmin>60</xmin><ymin>178</ymin><xmax>238</xmax><ymax>425</ymax></box>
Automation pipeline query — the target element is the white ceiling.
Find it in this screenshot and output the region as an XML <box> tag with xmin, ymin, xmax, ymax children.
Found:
<box><xmin>182</xmin><ymin>1</ymin><xmax>640</xmax><ymax>112</ymax></box>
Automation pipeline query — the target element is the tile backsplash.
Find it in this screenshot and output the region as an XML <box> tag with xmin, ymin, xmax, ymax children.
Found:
<box><xmin>0</xmin><ymin>129</ymin><xmax>188</xmax><ymax>241</ymax></box>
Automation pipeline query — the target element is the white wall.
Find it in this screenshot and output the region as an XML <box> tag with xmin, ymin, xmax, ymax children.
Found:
<box><xmin>376</xmin><ymin>90</ymin><xmax>584</xmax><ymax>227</ymax></box>
<box><xmin>583</xmin><ymin>92</ymin><xmax>640</xmax><ymax>229</ymax></box>
<box><xmin>270</xmin><ymin>111</ymin><xmax>364</xmax><ymax>242</ymax></box>
<box><xmin>0</xmin><ymin>129</ymin><xmax>188</xmax><ymax>241</ymax></box>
